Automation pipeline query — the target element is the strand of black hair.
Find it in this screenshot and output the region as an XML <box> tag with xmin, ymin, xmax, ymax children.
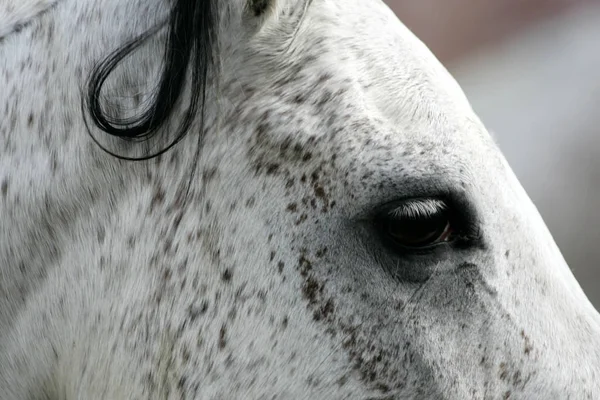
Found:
<box><xmin>84</xmin><ymin>0</ymin><xmax>217</xmax><ymax>161</ymax></box>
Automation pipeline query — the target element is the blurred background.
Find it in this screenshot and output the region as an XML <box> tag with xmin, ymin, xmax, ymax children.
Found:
<box><xmin>384</xmin><ymin>0</ymin><xmax>600</xmax><ymax>307</ymax></box>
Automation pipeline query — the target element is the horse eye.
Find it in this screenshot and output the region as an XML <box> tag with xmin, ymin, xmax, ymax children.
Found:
<box><xmin>378</xmin><ymin>199</ymin><xmax>453</xmax><ymax>249</ymax></box>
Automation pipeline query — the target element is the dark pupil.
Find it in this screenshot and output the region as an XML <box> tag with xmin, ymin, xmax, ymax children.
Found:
<box><xmin>386</xmin><ymin>211</ymin><xmax>448</xmax><ymax>247</ymax></box>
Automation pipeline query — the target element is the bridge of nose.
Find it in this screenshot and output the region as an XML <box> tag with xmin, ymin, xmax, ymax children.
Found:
<box><xmin>464</xmin><ymin>156</ymin><xmax>600</xmax><ymax>394</ymax></box>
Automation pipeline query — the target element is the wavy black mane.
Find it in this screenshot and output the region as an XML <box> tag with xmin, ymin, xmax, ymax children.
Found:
<box><xmin>85</xmin><ymin>0</ymin><xmax>218</xmax><ymax>160</ymax></box>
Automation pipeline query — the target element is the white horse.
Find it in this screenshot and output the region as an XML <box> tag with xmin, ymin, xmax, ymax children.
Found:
<box><xmin>1</xmin><ymin>0</ymin><xmax>599</xmax><ymax>398</ymax></box>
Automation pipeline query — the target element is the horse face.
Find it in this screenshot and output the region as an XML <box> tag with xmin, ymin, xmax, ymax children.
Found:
<box><xmin>199</xmin><ymin>0</ymin><xmax>600</xmax><ymax>397</ymax></box>
<box><xmin>1</xmin><ymin>0</ymin><xmax>599</xmax><ymax>398</ymax></box>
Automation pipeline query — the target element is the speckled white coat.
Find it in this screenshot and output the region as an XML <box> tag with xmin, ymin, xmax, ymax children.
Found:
<box><xmin>1</xmin><ymin>0</ymin><xmax>599</xmax><ymax>399</ymax></box>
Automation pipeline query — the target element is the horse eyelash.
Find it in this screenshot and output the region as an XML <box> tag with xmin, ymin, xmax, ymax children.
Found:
<box><xmin>388</xmin><ymin>199</ymin><xmax>447</xmax><ymax>220</ymax></box>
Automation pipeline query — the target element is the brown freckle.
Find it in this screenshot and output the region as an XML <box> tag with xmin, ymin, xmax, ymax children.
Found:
<box><xmin>277</xmin><ymin>261</ymin><xmax>284</xmax><ymax>274</ymax></box>
<box><xmin>187</xmin><ymin>301</ymin><xmax>209</xmax><ymax>321</ymax></box>
<box><xmin>1</xmin><ymin>179</ymin><xmax>8</xmax><ymax>198</ymax></box>
<box><xmin>162</xmin><ymin>269</ymin><xmax>172</xmax><ymax>282</ymax></box>
<box><xmin>499</xmin><ymin>362</ymin><xmax>508</xmax><ymax>380</ymax></box>
<box><xmin>298</xmin><ymin>254</ymin><xmax>312</xmax><ymax>276</ymax></box>
<box><xmin>394</xmin><ymin>299</ymin><xmax>405</xmax><ymax>310</ymax></box>
<box><xmin>97</xmin><ymin>226</ymin><xmax>106</xmax><ymax>244</ymax></box>
<box><xmin>181</xmin><ymin>347</ymin><xmax>191</xmax><ymax>362</ymax></box>
<box><xmin>269</xmin><ymin>251</ymin><xmax>276</xmax><ymax>261</ymax></box>
<box><xmin>149</xmin><ymin>187</ymin><xmax>165</xmax><ymax>211</ymax></box>
<box><xmin>513</xmin><ymin>370</ymin><xmax>522</xmax><ymax>385</ymax></box>
<box><xmin>255</xmin><ymin>122</ymin><xmax>269</xmax><ymax>137</ymax></box>
<box><xmin>520</xmin><ymin>330</ymin><xmax>533</xmax><ymax>355</ymax></box>
<box><xmin>50</xmin><ymin>154</ymin><xmax>58</xmax><ymax>173</ymax></box>
<box><xmin>302</xmin><ymin>276</ymin><xmax>322</xmax><ymax>305</ymax></box>
<box><xmin>293</xmin><ymin>94</ymin><xmax>306</xmax><ymax>103</ymax></box>
<box><xmin>281</xmin><ymin>316</ymin><xmax>288</xmax><ymax>329</ymax></box>
<box><xmin>295</xmin><ymin>214</ymin><xmax>308</xmax><ymax>225</ymax></box>
<box><xmin>315</xmin><ymin>247</ymin><xmax>328</xmax><ymax>258</ymax></box>
<box><xmin>314</xmin><ymin>185</ymin><xmax>326</xmax><ymax>199</ymax></box>
<box><xmin>222</xmin><ymin>269</ymin><xmax>233</xmax><ymax>282</ymax></box>
<box><xmin>313</xmin><ymin>298</ymin><xmax>335</xmax><ymax>321</ymax></box>
<box><xmin>202</xmin><ymin>167</ymin><xmax>217</xmax><ymax>181</ymax></box>
<box><xmin>177</xmin><ymin>376</ymin><xmax>187</xmax><ymax>391</ymax></box>
<box><xmin>286</xmin><ymin>203</ymin><xmax>297</xmax><ymax>212</ymax></box>
<box><xmin>218</xmin><ymin>325</ymin><xmax>227</xmax><ymax>349</ymax></box>
<box><xmin>27</xmin><ymin>113</ymin><xmax>34</xmax><ymax>127</ymax></box>
<box><xmin>172</xmin><ymin>211</ymin><xmax>184</xmax><ymax>231</ymax></box>
<box><xmin>266</xmin><ymin>163</ymin><xmax>279</xmax><ymax>175</ymax></box>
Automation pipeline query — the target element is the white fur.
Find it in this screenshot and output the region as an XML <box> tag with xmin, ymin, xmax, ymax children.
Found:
<box><xmin>1</xmin><ymin>0</ymin><xmax>599</xmax><ymax>398</ymax></box>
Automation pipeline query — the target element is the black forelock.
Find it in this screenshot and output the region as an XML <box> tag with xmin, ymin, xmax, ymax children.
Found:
<box><xmin>84</xmin><ymin>0</ymin><xmax>218</xmax><ymax>161</ymax></box>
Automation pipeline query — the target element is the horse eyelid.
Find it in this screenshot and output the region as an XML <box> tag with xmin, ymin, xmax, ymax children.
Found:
<box><xmin>387</xmin><ymin>198</ymin><xmax>447</xmax><ymax>220</ymax></box>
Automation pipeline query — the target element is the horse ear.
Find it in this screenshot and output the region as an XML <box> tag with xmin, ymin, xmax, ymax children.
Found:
<box><xmin>243</xmin><ymin>0</ymin><xmax>277</xmax><ymax>33</ymax></box>
<box><xmin>248</xmin><ymin>0</ymin><xmax>273</xmax><ymax>17</ymax></box>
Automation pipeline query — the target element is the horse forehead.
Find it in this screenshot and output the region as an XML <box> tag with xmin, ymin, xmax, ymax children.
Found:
<box><xmin>237</xmin><ymin>0</ymin><xmax>482</xmax><ymax>157</ymax></box>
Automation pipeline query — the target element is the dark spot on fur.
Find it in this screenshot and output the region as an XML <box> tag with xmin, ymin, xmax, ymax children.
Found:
<box><xmin>298</xmin><ymin>255</ymin><xmax>312</xmax><ymax>276</ymax></box>
<box><xmin>1</xmin><ymin>179</ymin><xmax>8</xmax><ymax>198</ymax></box>
<box><xmin>187</xmin><ymin>301</ymin><xmax>209</xmax><ymax>322</ymax></box>
<box><xmin>313</xmin><ymin>298</ymin><xmax>335</xmax><ymax>321</ymax></box>
<box><xmin>222</xmin><ymin>268</ymin><xmax>233</xmax><ymax>282</ymax></box>
<box><xmin>302</xmin><ymin>276</ymin><xmax>322</xmax><ymax>305</ymax></box>
<box><xmin>266</xmin><ymin>163</ymin><xmax>279</xmax><ymax>175</ymax></box>
<box><xmin>499</xmin><ymin>362</ymin><xmax>509</xmax><ymax>380</ymax></box>
<box><xmin>97</xmin><ymin>226</ymin><xmax>106</xmax><ymax>244</ymax></box>
<box><xmin>315</xmin><ymin>247</ymin><xmax>328</xmax><ymax>258</ymax></box>
<box><xmin>218</xmin><ymin>325</ymin><xmax>227</xmax><ymax>349</ymax></box>
<box><xmin>295</xmin><ymin>213</ymin><xmax>308</xmax><ymax>225</ymax></box>
<box><xmin>249</xmin><ymin>0</ymin><xmax>270</xmax><ymax>16</ymax></box>
<box><xmin>521</xmin><ymin>330</ymin><xmax>533</xmax><ymax>355</ymax></box>
<box><xmin>149</xmin><ymin>186</ymin><xmax>165</xmax><ymax>212</ymax></box>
